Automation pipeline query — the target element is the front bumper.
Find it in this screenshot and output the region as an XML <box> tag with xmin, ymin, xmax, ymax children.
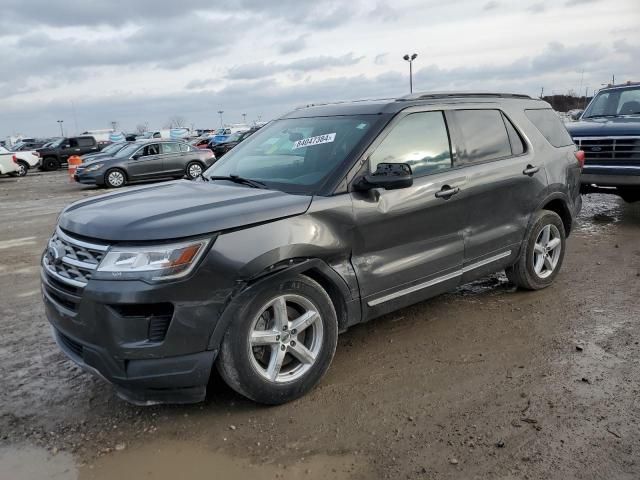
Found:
<box><xmin>74</xmin><ymin>170</ymin><xmax>102</xmax><ymax>185</ymax></box>
<box><xmin>581</xmin><ymin>166</ymin><xmax>640</xmax><ymax>187</ymax></box>
<box><xmin>41</xmin><ymin>253</ymin><xmax>230</xmax><ymax>404</ymax></box>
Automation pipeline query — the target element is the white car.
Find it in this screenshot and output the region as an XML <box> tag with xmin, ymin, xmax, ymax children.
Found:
<box><xmin>0</xmin><ymin>148</ymin><xmax>20</xmax><ymax>176</ymax></box>
<box><xmin>0</xmin><ymin>146</ymin><xmax>39</xmax><ymax>176</ymax></box>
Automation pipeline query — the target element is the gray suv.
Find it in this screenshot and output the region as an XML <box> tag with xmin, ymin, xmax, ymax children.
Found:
<box><xmin>41</xmin><ymin>92</ymin><xmax>583</xmax><ymax>405</ymax></box>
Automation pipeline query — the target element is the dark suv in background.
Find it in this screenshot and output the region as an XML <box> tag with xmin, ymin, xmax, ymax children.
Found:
<box><xmin>42</xmin><ymin>92</ymin><xmax>582</xmax><ymax>405</ymax></box>
<box><xmin>567</xmin><ymin>82</ymin><xmax>640</xmax><ymax>202</ymax></box>
<box><xmin>38</xmin><ymin>136</ymin><xmax>102</xmax><ymax>171</ymax></box>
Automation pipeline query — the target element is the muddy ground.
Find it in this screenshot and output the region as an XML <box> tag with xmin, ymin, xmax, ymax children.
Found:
<box><xmin>0</xmin><ymin>171</ymin><xmax>638</xmax><ymax>479</ymax></box>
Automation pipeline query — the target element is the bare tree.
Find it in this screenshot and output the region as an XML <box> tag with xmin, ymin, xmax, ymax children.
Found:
<box><xmin>166</xmin><ymin>116</ymin><xmax>187</xmax><ymax>129</ymax></box>
<box><xmin>135</xmin><ymin>124</ymin><xmax>147</xmax><ymax>135</ymax></box>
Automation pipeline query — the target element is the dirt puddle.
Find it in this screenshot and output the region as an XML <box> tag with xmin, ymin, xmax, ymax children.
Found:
<box><xmin>1</xmin><ymin>441</ymin><xmax>368</xmax><ymax>480</ymax></box>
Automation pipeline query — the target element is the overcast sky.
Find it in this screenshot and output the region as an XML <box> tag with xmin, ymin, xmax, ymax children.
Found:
<box><xmin>2</xmin><ymin>0</ymin><xmax>639</xmax><ymax>137</ymax></box>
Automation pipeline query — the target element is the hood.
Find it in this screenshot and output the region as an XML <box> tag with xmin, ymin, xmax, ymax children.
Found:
<box><xmin>58</xmin><ymin>180</ymin><xmax>312</xmax><ymax>241</ymax></box>
<box><xmin>81</xmin><ymin>152</ymin><xmax>112</xmax><ymax>163</ymax></box>
<box><xmin>566</xmin><ymin>116</ymin><xmax>640</xmax><ymax>137</ymax></box>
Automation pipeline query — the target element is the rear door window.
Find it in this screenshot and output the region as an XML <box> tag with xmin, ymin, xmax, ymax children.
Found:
<box><xmin>451</xmin><ymin>110</ymin><xmax>512</xmax><ymax>165</ymax></box>
<box><xmin>179</xmin><ymin>143</ymin><xmax>193</xmax><ymax>152</ymax></box>
<box><xmin>370</xmin><ymin>111</ymin><xmax>452</xmax><ymax>177</ymax></box>
<box><xmin>525</xmin><ymin>109</ymin><xmax>574</xmax><ymax>147</ymax></box>
<box><xmin>76</xmin><ymin>137</ymin><xmax>95</xmax><ymax>147</ymax></box>
<box><xmin>161</xmin><ymin>142</ymin><xmax>181</xmax><ymax>154</ymax></box>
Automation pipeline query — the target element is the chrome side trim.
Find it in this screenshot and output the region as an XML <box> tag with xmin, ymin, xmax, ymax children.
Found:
<box><xmin>55</xmin><ymin>227</ymin><xmax>109</xmax><ymax>252</ymax></box>
<box><xmin>367</xmin><ymin>250</ymin><xmax>511</xmax><ymax>307</ymax></box>
<box><xmin>584</xmin><ymin>165</ymin><xmax>640</xmax><ymax>170</ymax></box>
<box><xmin>573</xmin><ymin>136</ymin><xmax>640</xmax><ymax>140</ymax></box>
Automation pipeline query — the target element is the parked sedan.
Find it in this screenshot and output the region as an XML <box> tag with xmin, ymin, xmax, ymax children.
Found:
<box><xmin>75</xmin><ymin>140</ymin><xmax>215</xmax><ymax>188</ymax></box>
<box><xmin>211</xmin><ymin>127</ymin><xmax>260</xmax><ymax>158</ymax></box>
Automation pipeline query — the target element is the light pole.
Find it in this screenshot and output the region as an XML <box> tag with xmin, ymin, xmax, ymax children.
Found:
<box><xmin>57</xmin><ymin>120</ymin><xmax>64</xmax><ymax>137</ymax></box>
<box><xmin>403</xmin><ymin>53</ymin><xmax>418</xmax><ymax>94</ymax></box>
<box><xmin>218</xmin><ymin>110</ymin><xmax>224</xmax><ymax>127</ymax></box>
<box><xmin>242</xmin><ymin>113</ymin><xmax>247</xmax><ymax>124</ymax></box>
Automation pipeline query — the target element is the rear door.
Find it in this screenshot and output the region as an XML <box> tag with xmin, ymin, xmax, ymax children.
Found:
<box><xmin>126</xmin><ymin>143</ymin><xmax>163</xmax><ymax>180</ymax></box>
<box><xmin>76</xmin><ymin>137</ymin><xmax>99</xmax><ymax>155</ymax></box>
<box><xmin>161</xmin><ymin>142</ymin><xmax>186</xmax><ymax>175</ymax></box>
<box><xmin>446</xmin><ymin>108</ymin><xmax>547</xmax><ymax>282</ymax></box>
<box><xmin>349</xmin><ymin>110</ymin><xmax>467</xmax><ymax>316</ymax></box>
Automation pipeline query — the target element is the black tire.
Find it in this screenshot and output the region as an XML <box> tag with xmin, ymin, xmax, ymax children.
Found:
<box><xmin>42</xmin><ymin>157</ymin><xmax>60</xmax><ymax>171</ymax></box>
<box><xmin>217</xmin><ymin>274</ymin><xmax>338</xmax><ymax>404</ymax></box>
<box><xmin>618</xmin><ymin>187</ymin><xmax>640</xmax><ymax>203</ymax></box>
<box><xmin>104</xmin><ymin>168</ymin><xmax>127</xmax><ymax>188</ymax></box>
<box><xmin>505</xmin><ymin>210</ymin><xmax>566</xmax><ymax>290</ymax></box>
<box><xmin>16</xmin><ymin>160</ymin><xmax>28</xmax><ymax>177</ymax></box>
<box><xmin>185</xmin><ymin>161</ymin><xmax>205</xmax><ymax>179</ymax></box>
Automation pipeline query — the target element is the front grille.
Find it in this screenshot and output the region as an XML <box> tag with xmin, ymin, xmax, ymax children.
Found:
<box><xmin>57</xmin><ymin>330</ymin><xmax>83</xmax><ymax>358</ymax></box>
<box><xmin>574</xmin><ymin>136</ymin><xmax>640</xmax><ymax>165</ymax></box>
<box><xmin>42</xmin><ymin>228</ymin><xmax>109</xmax><ymax>289</ymax></box>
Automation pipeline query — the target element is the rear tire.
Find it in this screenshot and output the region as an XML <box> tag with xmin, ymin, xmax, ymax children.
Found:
<box><xmin>506</xmin><ymin>210</ymin><xmax>566</xmax><ymax>290</ymax></box>
<box><xmin>42</xmin><ymin>157</ymin><xmax>60</xmax><ymax>171</ymax></box>
<box><xmin>104</xmin><ymin>168</ymin><xmax>127</xmax><ymax>188</ymax></box>
<box><xmin>16</xmin><ymin>160</ymin><xmax>28</xmax><ymax>177</ymax></box>
<box><xmin>217</xmin><ymin>274</ymin><xmax>338</xmax><ymax>404</ymax></box>
<box><xmin>186</xmin><ymin>161</ymin><xmax>204</xmax><ymax>180</ymax></box>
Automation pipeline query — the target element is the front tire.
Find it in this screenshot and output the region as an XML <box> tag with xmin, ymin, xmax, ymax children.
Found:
<box><xmin>104</xmin><ymin>168</ymin><xmax>127</xmax><ymax>188</ymax></box>
<box><xmin>42</xmin><ymin>157</ymin><xmax>60</xmax><ymax>171</ymax></box>
<box><xmin>506</xmin><ymin>210</ymin><xmax>566</xmax><ymax>290</ymax></box>
<box><xmin>217</xmin><ymin>274</ymin><xmax>338</xmax><ymax>404</ymax></box>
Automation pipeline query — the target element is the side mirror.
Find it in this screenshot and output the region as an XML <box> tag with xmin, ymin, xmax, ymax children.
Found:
<box><xmin>570</xmin><ymin>110</ymin><xmax>583</xmax><ymax>121</ymax></box>
<box><xmin>354</xmin><ymin>162</ymin><xmax>413</xmax><ymax>191</ymax></box>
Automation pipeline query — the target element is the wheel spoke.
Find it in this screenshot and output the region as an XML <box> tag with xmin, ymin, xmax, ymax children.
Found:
<box><xmin>250</xmin><ymin>330</ymin><xmax>280</xmax><ymax>346</ymax></box>
<box><xmin>271</xmin><ymin>296</ymin><xmax>288</xmax><ymax>330</ymax></box>
<box><xmin>289</xmin><ymin>342</ymin><xmax>316</xmax><ymax>365</ymax></box>
<box><xmin>534</xmin><ymin>254</ymin><xmax>545</xmax><ymax>273</ymax></box>
<box><xmin>290</xmin><ymin>310</ymin><xmax>318</xmax><ymax>334</ymax></box>
<box><xmin>543</xmin><ymin>255</ymin><xmax>554</xmax><ymax>271</ymax></box>
<box><xmin>267</xmin><ymin>345</ymin><xmax>286</xmax><ymax>381</ymax></box>
<box><xmin>547</xmin><ymin>237</ymin><xmax>561</xmax><ymax>251</ymax></box>
<box><xmin>540</xmin><ymin>225</ymin><xmax>551</xmax><ymax>245</ymax></box>
<box><xmin>534</xmin><ymin>243</ymin><xmax>545</xmax><ymax>254</ymax></box>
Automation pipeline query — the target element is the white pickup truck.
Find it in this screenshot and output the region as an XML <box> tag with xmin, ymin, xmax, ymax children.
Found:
<box><xmin>0</xmin><ymin>145</ymin><xmax>39</xmax><ymax>176</ymax></box>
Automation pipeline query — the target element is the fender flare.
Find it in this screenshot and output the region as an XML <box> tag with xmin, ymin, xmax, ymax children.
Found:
<box><xmin>206</xmin><ymin>258</ymin><xmax>359</xmax><ymax>351</ymax></box>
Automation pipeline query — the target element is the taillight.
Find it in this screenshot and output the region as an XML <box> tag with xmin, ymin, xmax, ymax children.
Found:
<box><xmin>12</xmin><ymin>155</ymin><xmax>18</xmax><ymax>164</ymax></box>
<box><xmin>575</xmin><ymin>150</ymin><xmax>585</xmax><ymax>168</ymax></box>
<box><xmin>34</xmin><ymin>151</ymin><xmax>40</xmax><ymax>157</ymax></box>
<box><xmin>205</xmin><ymin>149</ymin><xmax>215</xmax><ymax>159</ymax></box>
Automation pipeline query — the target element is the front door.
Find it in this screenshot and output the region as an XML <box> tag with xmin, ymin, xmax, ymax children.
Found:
<box><xmin>349</xmin><ymin>110</ymin><xmax>467</xmax><ymax>316</ymax></box>
<box><xmin>127</xmin><ymin>143</ymin><xmax>164</xmax><ymax>180</ymax></box>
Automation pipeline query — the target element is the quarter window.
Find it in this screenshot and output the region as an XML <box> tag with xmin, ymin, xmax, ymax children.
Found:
<box><xmin>77</xmin><ymin>137</ymin><xmax>94</xmax><ymax>147</ymax></box>
<box><xmin>525</xmin><ymin>109</ymin><xmax>574</xmax><ymax>147</ymax></box>
<box><xmin>502</xmin><ymin>113</ymin><xmax>526</xmax><ymax>155</ymax></box>
<box><xmin>452</xmin><ymin>110</ymin><xmax>512</xmax><ymax>165</ymax></box>
<box><xmin>179</xmin><ymin>143</ymin><xmax>192</xmax><ymax>152</ymax></box>
<box><xmin>370</xmin><ymin>111</ymin><xmax>452</xmax><ymax>177</ymax></box>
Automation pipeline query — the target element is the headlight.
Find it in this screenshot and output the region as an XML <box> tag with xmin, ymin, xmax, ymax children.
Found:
<box><xmin>97</xmin><ymin>238</ymin><xmax>211</xmax><ymax>281</ymax></box>
<box><xmin>84</xmin><ymin>163</ymin><xmax>103</xmax><ymax>172</ymax></box>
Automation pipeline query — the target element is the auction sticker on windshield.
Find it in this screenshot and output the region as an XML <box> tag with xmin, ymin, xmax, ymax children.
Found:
<box><xmin>293</xmin><ymin>133</ymin><xmax>336</xmax><ymax>149</ymax></box>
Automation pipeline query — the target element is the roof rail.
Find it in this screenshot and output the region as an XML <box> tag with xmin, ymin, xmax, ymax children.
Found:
<box><xmin>397</xmin><ymin>91</ymin><xmax>532</xmax><ymax>101</ymax></box>
<box><xmin>294</xmin><ymin>97</ymin><xmax>396</xmax><ymax>110</ymax></box>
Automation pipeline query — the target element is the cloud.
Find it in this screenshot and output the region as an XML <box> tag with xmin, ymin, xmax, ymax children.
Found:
<box><xmin>227</xmin><ymin>53</ymin><xmax>365</xmax><ymax>80</ymax></box>
<box><xmin>527</xmin><ymin>2</ymin><xmax>546</xmax><ymax>13</ymax></box>
<box><xmin>368</xmin><ymin>2</ymin><xmax>400</xmax><ymax>22</ymax></box>
<box><xmin>374</xmin><ymin>53</ymin><xmax>389</xmax><ymax>65</ymax></box>
<box><xmin>277</xmin><ymin>35</ymin><xmax>308</xmax><ymax>55</ymax></box>
<box><xmin>565</xmin><ymin>0</ymin><xmax>600</xmax><ymax>5</ymax></box>
<box><xmin>483</xmin><ymin>1</ymin><xmax>500</xmax><ymax>11</ymax></box>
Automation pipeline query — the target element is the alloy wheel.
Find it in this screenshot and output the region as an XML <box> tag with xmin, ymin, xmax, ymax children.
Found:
<box><xmin>188</xmin><ymin>163</ymin><xmax>203</xmax><ymax>179</ymax></box>
<box><xmin>248</xmin><ymin>294</ymin><xmax>324</xmax><ymax>383</ymax></box>
<box><xmin>107</xmin><ymin>170</ymin><xmax>125</xmax><ymax>187</ymax></box>
<box><xmin>532</xmin><ymin>224</ymin><xmax>562</xmax><ymax>279</ymax></box>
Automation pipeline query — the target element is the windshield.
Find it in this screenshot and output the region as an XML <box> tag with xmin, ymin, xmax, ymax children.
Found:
<box><xmin>48</xmin><ymin>138</ymin><xmax>64</xmax><ymax>148</ymax></box>
<box><xmin>584</xmin><ymin>86</ymin><xmax>640</xmax><ymax>118</ymax></box>
<box><xmin>224</xmin><ymin>133</ymin><xmax>242</xmax><ymax>143</ymax></box>
<box><xmin>101</xmin><ymin>142</ymin><xmax>127</xmax><ymax>154</ymax></box>
<box><xmin>204</xmin><ymin>115</ymin><xmax>379</xmax><ymax>194</ymax></box>
<box><xmin>0</xmin><ymin>146</ymin><xmax>9</xmax><ymax>154</ymax></box>
<box><xmin>115</xmin><ymin>143</ymin><xmax>144</xmax><ymax>158</ymax></box>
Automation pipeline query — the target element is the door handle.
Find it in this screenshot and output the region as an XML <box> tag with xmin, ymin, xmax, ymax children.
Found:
<box><xmin>435</xmin><ymin>186</ymin><xmax>460</xmax><ymax>199</ymax></box>
<box><xmin>523</xmin><ymin>164</ymin><xmax>540</xmax><ymax>176</ymax></box>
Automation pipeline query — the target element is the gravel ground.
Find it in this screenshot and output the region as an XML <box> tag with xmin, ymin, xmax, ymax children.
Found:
<box><xmin>1</xmin><ymin>171</ymin><xmax>639</xmax><ymax>479</ymax></box>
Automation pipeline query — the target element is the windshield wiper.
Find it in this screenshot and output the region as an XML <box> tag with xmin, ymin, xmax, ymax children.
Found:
<box><xmin>584</xmin><ymin>114</ymin><xmax>618</xmax><ymax>119</ymax></box>
<box><xmin>196</xmin><ymin>172</ymin><xmax>209</xmax><ymax>182</ymax></box>
<box><xmin>207</xmin><ymin>174</ymin><xmax>267</xmax><ymax>189</ymax></box>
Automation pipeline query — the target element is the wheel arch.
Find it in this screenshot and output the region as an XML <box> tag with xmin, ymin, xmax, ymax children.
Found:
<box><xmin>536</xmin><ymin>192</ymin><xmax>573</xmax><ymax>236</ymax></box>
<box><xmin>207</xmin><ymin>258</ymin><xmax>359</xmax><ymax>352</ymax></box>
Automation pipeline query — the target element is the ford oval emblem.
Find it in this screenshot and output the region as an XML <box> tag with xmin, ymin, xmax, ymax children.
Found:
<box><xmin>591</xmin><ymin>146</ymin><xmax>602</xmax><ymax>152</ymax></box>
<box><xmin>47</xmin><ymin>242</ymin><xmax>66</xmax><ymax>265</ymax></box>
